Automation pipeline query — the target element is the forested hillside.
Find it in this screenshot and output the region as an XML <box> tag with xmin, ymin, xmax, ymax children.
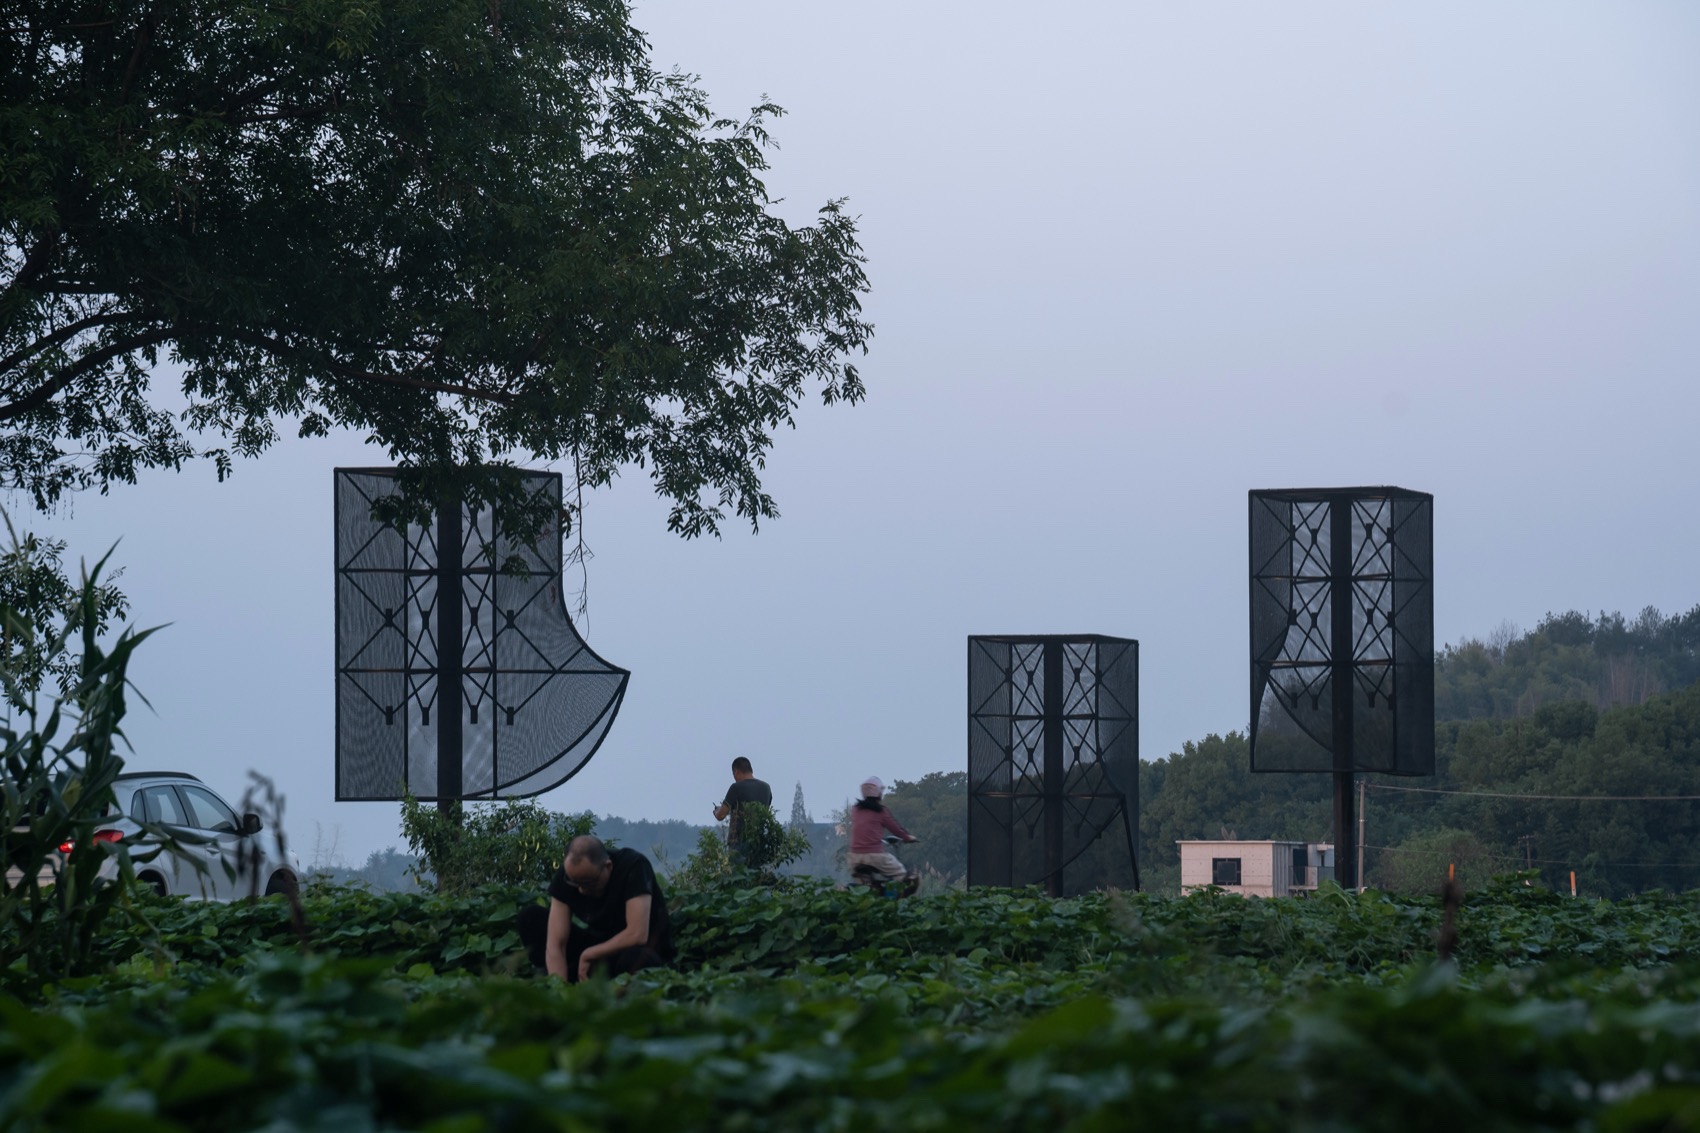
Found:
<box><xmin>1135</xmin><ymin>605</ymin><xmax>1700</xmax><ymax>897</ymax></box>
<box><xmin>1435</xmin><ymin>606</ymin><xmax>1700</xmax><ymax>719</ymax></box>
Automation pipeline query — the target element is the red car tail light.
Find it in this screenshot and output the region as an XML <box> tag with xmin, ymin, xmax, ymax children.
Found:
<box><xmin>57</xmin><ymin>829</ymin><xmax>124</xmax><ymax>854</ymax></box>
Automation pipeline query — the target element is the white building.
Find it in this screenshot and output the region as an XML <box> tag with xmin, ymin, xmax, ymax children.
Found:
<box><xmin>1177</xmin><ymin>840</ymin><xmax>1335</xmax><ymax>897</ymax></box>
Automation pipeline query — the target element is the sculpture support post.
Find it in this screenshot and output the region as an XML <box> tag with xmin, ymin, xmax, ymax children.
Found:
<box><xmin>1330</xmin><ymin>496</ymin><xmax>1356</xmax><ymax>890</ymax></box>
<box><xmin>436</xmin><ymin>496</ymin><xmax>463</xmax><ymax>816</ymax></box>
<box><xmin>1043</xmin><ymin>641</ymin><xmax>1064</xmax><ymax>898</ymax></box>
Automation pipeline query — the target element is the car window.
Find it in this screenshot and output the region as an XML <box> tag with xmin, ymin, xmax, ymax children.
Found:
<box><xmin>178</xmin><ymin>785</ymin><xmax>239</xmax><ymax>833</ymax></box>
<box><xmin>137</xmin><ymin>785</ymin><xmax>190</xmax><ymax>826</ymax></box>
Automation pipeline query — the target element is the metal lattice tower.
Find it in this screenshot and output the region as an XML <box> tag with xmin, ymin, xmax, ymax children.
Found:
<box><xmin>968</xmin><ymin>635</ymin><xmax>1139</xmax><ymax>896</ymax></box>
<box><xmin>334</xmin><ymin>468</ymin><xmax>629</xmax><ymax>802</ymax></box>
<box><xmin>1248</xmin><ymin>487</ymin><xmax>1435</xmax><ymax>889</ymax></box>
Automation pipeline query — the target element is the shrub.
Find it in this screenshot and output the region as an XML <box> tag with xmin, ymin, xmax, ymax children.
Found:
<box><xmin>1377</xmin><ymin>827</ymin><xmax>1493</xmax><ymax>893</ymax></box>
<box><xmin>399</xmin><ymin>796</ymin><xmax>594</xmax><ymax>893</ymax></box>
<box><xmin>668</xmin><ymin>803</ymin><xmax>809</xmax><ymax>892</ymax></box>
<box><xmin>736</xmin><ymin>801</ymin><xmax>810</xmax><ymax>874</ymax></box>
<box><xmin>665</xmin><ymin>826</ymin><xmax>736</xmax><ymax>893</ymax></box>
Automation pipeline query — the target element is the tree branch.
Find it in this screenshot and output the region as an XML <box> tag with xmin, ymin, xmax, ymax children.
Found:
<box><xmin>118</xmin><ymin>3</ymin><xmax>156</xmax><ymax>108</ymax></box>
<box><xmin>0</xmin><ymin>231</ymin><xmax>63</xmax><ymax>309</ymax></box>
<box><xmin>219</xmin><ymin>328</ymin><xmax>525</xmax><ymax>407</ymax></box>
<box><xmin>0</xmin><ymin>313</ymin><xmax>139</xmax><ymax>390</ymax></box>
<box><xmin>0</xmin><ymin>329</ymin><xmax>174</xmax><ymax>423</ymax></box>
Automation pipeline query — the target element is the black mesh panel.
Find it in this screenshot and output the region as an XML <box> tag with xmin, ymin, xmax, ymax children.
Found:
<box><xmin>1248</xmin><ymin>487</ymin><xmax>1434</xmax><ymax>777</ymax></box>
<box><xmin>967</xmin><ymin>635</ymin><xmax>1139</xmax><ymax>894</ymax></box>
<box><xmin>334</xmin><ymin>468</ymin><xmax>629</xmax><ymax>800</ymax></box>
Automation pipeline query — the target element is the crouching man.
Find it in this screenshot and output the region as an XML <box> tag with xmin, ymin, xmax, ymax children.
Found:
<box><xmin>517</xmin><ymin>835</ymin><xmax>675</xmax><ymax>982</ymax></box>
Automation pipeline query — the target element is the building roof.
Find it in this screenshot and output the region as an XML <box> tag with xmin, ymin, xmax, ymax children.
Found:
<box><xmin>1174</xmin><ymin>839</ymin><xmax>1327</xmax><ymax>847</ymax></box>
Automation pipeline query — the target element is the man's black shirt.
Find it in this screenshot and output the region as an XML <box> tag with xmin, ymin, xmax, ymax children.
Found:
<box><xmin>547</xmin><ymin>847</ymin><xmax>675</xmax><ymax>958</ymax></box>
<box><xmin>722</xmin><ymin>777</ymin><xmax>774</xmax><ymax>810</ymax></box>
<box><xmin>722</xmin><ymin>777</ymin><xmax>773</xmax><ymax>844</ymax></box>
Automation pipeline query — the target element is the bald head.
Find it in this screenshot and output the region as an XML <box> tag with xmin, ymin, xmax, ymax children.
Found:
<box><xmin>563</xmin><ymin>834</ymin><xmax>612</xmax><ymax>896</ymax></box>
<box><xmin>566</xmin><ymin>834</ymin><xmax>609</xmax><ymax>868</ymax></box>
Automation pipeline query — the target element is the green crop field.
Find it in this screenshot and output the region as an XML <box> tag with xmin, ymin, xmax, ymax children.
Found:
<box><xmin>9</xmin><ymin>879</ymin><xmax>1700</xmax><ymax>1131</ymax></box>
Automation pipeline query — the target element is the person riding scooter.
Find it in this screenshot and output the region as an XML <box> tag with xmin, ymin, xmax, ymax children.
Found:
<box><xmin>848</xmin><ymin>776</ymin><xmax>918</xmax><ymax>895</ymax></box>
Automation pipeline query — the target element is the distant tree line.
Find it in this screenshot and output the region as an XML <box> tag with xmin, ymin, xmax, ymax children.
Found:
<box><xmin>1135</xmin><ymin>605</ymin><xmax>1700</xmax><ymax>897</ymax></box>
<box><xmin>1436</xmin><ymin>606</ymin><xmax>1700</xmax><ymax>720</ymax></box>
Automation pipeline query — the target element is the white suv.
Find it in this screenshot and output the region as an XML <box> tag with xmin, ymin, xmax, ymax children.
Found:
<box><xmin>77</xmin><ymin>772</ymin><xmax>301</xmax><ymax>900</ymax></box>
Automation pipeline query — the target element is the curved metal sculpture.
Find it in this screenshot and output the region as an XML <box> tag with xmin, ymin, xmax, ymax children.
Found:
<box><xmin>968</xmin><ymin>635</ymin><xmax>1139</xmax><ymax>895</ymax></box>
<box><xmin>1249</xmin><ymin>486</ymin><xmax>1434</xmax><ymax>888</ymax></box>
<box><xmin>334</xmin><ymin>468</ymin><xmax>629</xmax><ymax>801</ymax></box>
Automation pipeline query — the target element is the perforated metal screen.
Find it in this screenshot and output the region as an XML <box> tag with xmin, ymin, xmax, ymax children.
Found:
<box><xmin>334</xmin><ymin>468</ymin><xmax>629</xmax><ymax>801</ymax></box>
<box><xmin>1249</xmin><ymin>487</ymin><xmax>1434</xmax><ymax>776</ymax></box>
<box><xmin>968</xmin><ymin>635</ymin><xmax>1139</xmax><ymax>895</ymax></box>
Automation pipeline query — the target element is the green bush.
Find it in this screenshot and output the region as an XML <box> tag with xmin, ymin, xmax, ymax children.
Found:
<box><xmin>733</xmin><ymin>801</ymin><xmax>810</xmax><ymax>874</ymax></box>
<box><xmin>1377</xmin><ymin>826</ymin><xmax>1494</xmax><ymax>892</ymax></box>
<box><xmin>665</xmin><ymin>825</ymin><xmax>735</xmax><ymax>893</ymax></box>
<box><xmin>669</xmin><ymin>803</ymin><xmax>809</xmax><ymax>892</ymax></box>
<box><xmin>398</xmin><ymin>796</ymin><xmax>593</xmax><ymax>894</ymax></box>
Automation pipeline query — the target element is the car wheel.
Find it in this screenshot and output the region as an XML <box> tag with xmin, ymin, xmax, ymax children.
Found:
<box><xmin>138</xmin><ymin>871</ymin><xmax>168</xmax><ymax>898</ymax></box>
<box><xmin>265</xmin><ymin>870</ymin><xmax>300</xmax><ymax>899</ymax></box>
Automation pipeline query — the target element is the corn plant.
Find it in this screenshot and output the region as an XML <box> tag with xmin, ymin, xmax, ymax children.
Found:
<box><xmin>1</xmin><ymin>543</ymin><xmax>161</xmax><ymax>988</ymax></box>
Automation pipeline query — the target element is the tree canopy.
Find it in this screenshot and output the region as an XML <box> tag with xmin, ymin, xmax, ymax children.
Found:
<box><xmin>1</xmin><ymin>0</ymin><xmax>871</xmax><ymax>530</ymax></box>
<box><xmin>1436</xmin><ymin>606</ymin><xmax>1700</xmax><ymax>720</ymax></box>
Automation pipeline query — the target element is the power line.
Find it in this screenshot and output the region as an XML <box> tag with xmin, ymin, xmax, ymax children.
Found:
<box><xmin>1367</xmin><ymin>783</ymin><xmax>1700</xmax><ymax>803</ymax></box>
<box><xmin>1364</xmin><ymin>843</ymin><xmax>1700</xmax><ymax>871</ymax></box>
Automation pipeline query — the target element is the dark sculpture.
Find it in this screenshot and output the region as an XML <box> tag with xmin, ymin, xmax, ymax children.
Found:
<box><xmin>1248</xmin><ymin>487</ymin><xmax>1434</xmax><ymax>889</ymax></box>
<box><xmin>334</xmin><ymin>468</ymin><xmax>629</xmax><ymax>802</ymax></box>
<box><xmin>968</xmin><ymin>635</ymin><xmax>1139</xmax><ymax>895</ymax></box>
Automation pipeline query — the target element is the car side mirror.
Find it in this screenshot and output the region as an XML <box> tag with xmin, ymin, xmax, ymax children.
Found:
<box><xmin>241</xmin><ymin>813</ymin><xmax>263</xmax><ymax>836</ymax></box>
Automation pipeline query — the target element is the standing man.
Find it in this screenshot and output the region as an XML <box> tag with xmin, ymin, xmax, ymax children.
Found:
<box><xmin>713</xmin><ymin>756</ymin><xmax>773</xmax><ymax>857</ymax></box>
<box><xmin>517</xmin><ymin>834</ymin><xmax>674</xmax><ymax>982</ymax></box>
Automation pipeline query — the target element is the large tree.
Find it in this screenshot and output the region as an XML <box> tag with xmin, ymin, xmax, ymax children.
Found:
<box><xmin>1</xmin><ymin>0</ymin><xmax>871</xmax><ymax>531</ymax></box>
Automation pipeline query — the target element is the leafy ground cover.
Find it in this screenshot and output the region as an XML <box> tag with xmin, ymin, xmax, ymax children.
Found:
<box><xmin>10</xmin><ymin>882</ymin><xmax>1700</xmax><ymax>1130</ymax></box>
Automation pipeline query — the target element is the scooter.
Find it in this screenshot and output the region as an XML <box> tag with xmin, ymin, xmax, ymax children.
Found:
<box><xmin>851</xmin><ymin>835</ymin><xmax>920</xmax><ymax>898</ymax></box>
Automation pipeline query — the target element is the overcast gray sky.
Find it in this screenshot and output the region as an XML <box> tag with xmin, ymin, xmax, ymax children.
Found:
<box><xmin>18</xmin><ymin>1</ymin><xmax>1700</xmax><ymax>868</ymax></box>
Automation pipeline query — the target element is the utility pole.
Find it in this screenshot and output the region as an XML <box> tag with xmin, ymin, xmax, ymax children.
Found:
<box><xmin>1357</xmin><ymin>778</ymin><xmax>1367</xmax><ymax>893</ymax></box>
